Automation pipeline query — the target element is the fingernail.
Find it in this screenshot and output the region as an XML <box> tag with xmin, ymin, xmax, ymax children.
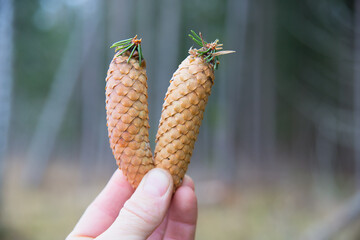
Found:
<box><xmin>143</xmin><ymin>169</ymin><xmax>170</xmax><ymax>197</ymax></box>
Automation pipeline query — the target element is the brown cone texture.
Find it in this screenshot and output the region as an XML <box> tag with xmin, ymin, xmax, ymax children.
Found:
<box><xmin>154</xmin><ymin>55</ymin><xmax>215</xmax><ymax>188</ymax></box>
<box><xmin>106</xmin><ymin>52</ymin><xmax>154</xmax><ymax>189</ymax></box>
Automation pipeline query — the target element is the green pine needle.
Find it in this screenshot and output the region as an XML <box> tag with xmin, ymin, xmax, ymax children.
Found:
<box><xmin>206</xmin><ymin>55</ymin><xmax>214</xmax><ymax>63</ymax></box>
<box><xmin>138</xmin><ymin>44</ymin><xmax>143</xmax><ymax>65</ymax></box>
<box><xmin>112</xmin><ymin>40</ymin><xmax>132</xmax><ymax>47</ymax></box>
<box><xmin>117</xmin><ymin>43</ymin><xmax>134</xmax><ymax>57</ymax></box>
<box><xmin>115</xmin><ymin>44</ymin><xmax>132</xmax><ymax>51</ymax></box>
<box><xmin>214</xmin><ymin>60</ymin><xmax>219</xmax><ymax>69</ymax></box>
<box><xmin>204</xmin><ymin>54</ymin><xmax>212</xmax><ymax>60</ymax></box>
<box><xmin>191</xmin><ymin>30</ymin><xmax>208</xmax><ymax>44</ymax></box>
<box><xmin>198</xmin><ymin>48</ymin><xmax>211</xmax><ymax>56</ymax></box>
<box><xmin>127</xmin><ymin>45</ymin><xmax>137</xmax><ymax>63</ymax></box>
<box><xmin>110</xmin><ymin>38</ymin><xmax>133</xmax><ymax>48</ymax></box>
<box><xmin>190</xmin><ymin>30</ymin><xmax>202</xmax><ymax>42</ymax></box>
<box><xmin>110</xmin><ymin>40</ymin><xmax>131</xmax><ymax>48</ymax></box>
<box><xmin>188</xmin><ymin>34</ymin><xmax>203</xmax><ymax>47</ymax></box>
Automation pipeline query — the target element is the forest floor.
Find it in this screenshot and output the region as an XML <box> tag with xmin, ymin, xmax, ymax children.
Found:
<box><xmin>1</xmin><ymin>157</ymin><xmax>360</xmax><ymax>240</ymax></box>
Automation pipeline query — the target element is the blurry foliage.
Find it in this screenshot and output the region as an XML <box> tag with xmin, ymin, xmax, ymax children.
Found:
<box><xmin>14</xmin><ymin>1</ymin><xmax>70</xmax><ymax>99</ymax></box>
<box><xmin>276</xmin><ymin>0</ymin><xmax>353</xmax><ymax>145</ymax></box>
<box><xmin>13</xmin><ymin>1</ymin><xmax>78</xmax><ymax>146</ymax></box>
<box><xmin>0</xmin><ymin>226</ymin><xmax>27</xmax><ymax>240</ymax></box>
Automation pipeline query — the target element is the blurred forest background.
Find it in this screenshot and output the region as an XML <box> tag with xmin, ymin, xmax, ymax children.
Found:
<box><xmin>1</xmin><ymin>0</ymin><xmax>360</xmax><ymax>239</ymax></box>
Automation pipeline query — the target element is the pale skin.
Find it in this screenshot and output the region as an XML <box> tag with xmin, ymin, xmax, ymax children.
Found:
<box><xmin>66</xmin><ymin>168</ymin><xmax>198</xmax><ymax>240</ymax></box>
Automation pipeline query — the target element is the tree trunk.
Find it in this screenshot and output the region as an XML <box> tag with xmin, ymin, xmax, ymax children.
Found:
<box><xmin>260</xmin><ymin>0</ymin><xmax>276</xmax><ymax>166</ymax></box>
<box><xmin>213</xmin><ymin>0</ymin><xmax>249</xmax><ymax>183</ymax></box>
<box><xmin>79</xmin><ymin>0</ymin><xmax>104</xmax><ymax>182</ymax></box>
<box><xmin>153</xmin><ymin>0</ymin><xmax>181</xmax><ymax>137</ymax></box>
<box><xmin>354</xmin><ymin>0</ymin><xmax>360</xmax><ymax>189</ymax></box>
<box><xmin>314</xmin><ymin>123</ymin><xmax>336</xmax><ymax>199</ymax></box>
<box><xmin>135</xmin><ymin>0</ymin><xmax>158</xmax><ymax>146</ymax></box>
<box><xmin>24</xmin><ymin>0</ymin><xmax>101</xmax><ymax>187</ymax></box>
<box><xmin>0</xmin><ymin>0</ymin><xmax>14</xmax><ymax>203</ymax></box>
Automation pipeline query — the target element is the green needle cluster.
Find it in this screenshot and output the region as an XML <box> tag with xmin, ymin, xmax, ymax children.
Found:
<box><xmin>188</xmin><ymin>30</ymin><xmax>221</xmax><ymax>69</ymax></box>
<box><xmin>110</xmin><ymin>36</ymin><xmax>144</xmax><ymax>65</ymax></box>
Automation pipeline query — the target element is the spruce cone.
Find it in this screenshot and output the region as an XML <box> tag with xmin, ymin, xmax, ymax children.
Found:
<box><xmin>106</xmin><ymin>48</ymin><xmax>154</xmax><ymax>189</ymax></box>
<box><xmin>106</xmin><ymin>33</ymin><xmax>233</xmax><ymax>189</ymax></box>
<box><xmin>154</xmin><ymin>54</ymin><xmax>215</xmax><ymax>188</ymax></box>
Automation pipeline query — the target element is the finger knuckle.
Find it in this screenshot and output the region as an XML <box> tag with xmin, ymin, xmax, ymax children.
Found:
<box><xmin>122</xmin><ymin>198</ymin><xmax>161</xmax><ymax>226</ymax></box>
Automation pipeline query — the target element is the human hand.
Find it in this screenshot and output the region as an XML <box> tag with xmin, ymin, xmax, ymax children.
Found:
<box><xmin>66</xmin><ymin>168</ymin><xmax>197</xmax><ymax>240</ymax></box>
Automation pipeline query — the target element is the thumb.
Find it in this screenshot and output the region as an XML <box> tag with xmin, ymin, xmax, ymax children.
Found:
<box><xmin>97</xmin><ymin>168</ymin><xmax>173</xmax><ymax>240</ymax></box>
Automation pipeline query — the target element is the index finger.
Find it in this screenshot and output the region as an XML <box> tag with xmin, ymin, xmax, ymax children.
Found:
<box><xmin>67</xmin><ymin>169</ymin><xmax>134</xmax><ymax>239</ymax></box>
